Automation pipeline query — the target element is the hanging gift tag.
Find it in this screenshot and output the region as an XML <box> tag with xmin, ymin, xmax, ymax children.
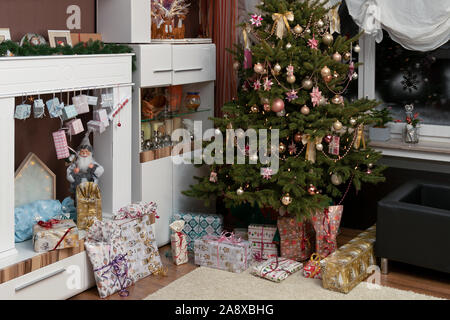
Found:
<box><xmin>15</xmin><ymin>104</ymin><xmax>32</xmax><ymax>120</ymax></box>
<box><xmin>61</xmin><ymin>104</ymin><xmax>78</xmax><ymax>121</ymax></box>
<box><xmin>101</xmin><ymin>93</ymin><xmax>114</xmax><ymax>109</ymax></box>
<box><xmin>46</xmin><ymin>97</ymin><xmax>62</xmax><ymax>118</ymax></box>
<box><xmin>52</xmin><ymin>130</ymin><xmax>70</xmax><ymax>159</ymax></box>
<box><xmin>87</xmin><ymin>96</ymin><xmax>98</xmax><ymax>106</ymax></box>
<box><xmin>87</xmin><ymin>120</ymin><xmax>106</xmax><ymax>134</ymax></box>
<box><xmin>93</xmin><ymin>109</ymin><xmax>109</xmax><ymax>127</ymax></box>
<box><xmin>329</xmin><ymin>136</ymin><xmax>340</xmax><ymax>156</ymax></box>
<box><xmin>33</xmin><ymin>99</ymin><xmax>45</xmax><ymax>118</ymax></box>
<box><xmin>67</xmin><ymin>119</ymin><xmax>84</xmax><ymax>135</ymax></box>
<box><xmin>72</xmin><ymin>95</ymin><xmax>90</xmax><ymax>115</ymax></box>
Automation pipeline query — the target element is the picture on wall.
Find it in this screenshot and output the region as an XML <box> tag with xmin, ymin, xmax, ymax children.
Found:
<box><xmin>0</xmin><ymin>28</ymin><xmax>11</xmax><ymax>43</ymax></box>
<box><xmin>48</xmin><ymin>30</ymin><xmax>72</xmax><ymax>47</ymax></box>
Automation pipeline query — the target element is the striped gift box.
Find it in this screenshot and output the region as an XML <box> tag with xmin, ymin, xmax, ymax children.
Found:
<box><xmin>67</xmin><ymin>119</ymin><xmax>84</xmax><ymax>135</ymax></box>
<box><xmin>52</xmin><ymin>130</ymin><xmax>70</xmax><ymax>159</ymax></box>
<box><xmin>329</xmin><ymin>136</ymin><xmax>340</xmax><ymax>156</ymax></box>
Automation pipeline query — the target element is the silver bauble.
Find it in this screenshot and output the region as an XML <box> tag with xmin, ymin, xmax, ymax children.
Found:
<box><xmin>302</xmin><ymin>78</ymin><xmax>313</xmax><ymax>90</ymax></box>
<box><xmin>331</xmin><ymin>173</ymin><xmax>343</xmax><ymax>186</ymax></box>
<box><xmin>237</xmin><ymin>187</ymin><xmax>244</xmax><ymax>196</ymax></box>
<box><xmin>274</xmin><ymin>63</ymin><xmax>282</xmax><ymax>73</ymax></box>
<box><xmin>287</xmin><ymin>74</ymin><xmax>296</xmax><ymax>84</ymax></box>
<box><xmin>286</xmin><ymin>43</ymin><xmax>292</xmax><ymax>49</ymax></box>
<box><xmin>316</xmin><ymin>143</ymin><xmax>324</xmax><ymax>151</ymax></box>
<box><xmin>354</xmin><ymin>44</ymin><xmax>361</xmax><ymax>53</ymax></box>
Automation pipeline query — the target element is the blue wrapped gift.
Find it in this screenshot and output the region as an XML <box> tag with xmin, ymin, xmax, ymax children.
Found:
<box><xmin>33</xmin><ymin>99</ymin><xmax>45</xmax><ymax>118</ymax></box>
<box><xmin>15</xmin><ymin>104</ymin><xmax>31</xmax><ymax>120</ymax></box>
<box><xmin>171</xmin><ymin>212</ymin><xmax>223</xmax><ymax>251</ymax></box>
<box><xmin>61</xmin><ymin>104</ymin><xmax>78</xmax><ymax>120</ymax></box>
<box><xmin>46</xmin><ymin>97</ymin><xmax>63</xmax><ymax>118</ymax></box>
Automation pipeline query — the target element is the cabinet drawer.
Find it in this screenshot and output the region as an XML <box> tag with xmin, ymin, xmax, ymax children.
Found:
<box><xmin>135</xmin><ymin>45</ymin><xmax>173</xmax><ymax>87</ymax></box>
<box><xmin>0</xmin><ymin>252</ymin><xmax>95</xmax><ymax>300</ymax></box>
<box><xmin>172</xmin><ymin>44</ymin><xmax>215</xmax><ymax>85</ymax></box>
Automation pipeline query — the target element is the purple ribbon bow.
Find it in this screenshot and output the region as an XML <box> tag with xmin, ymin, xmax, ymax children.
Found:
<box><xmin>94</xmin><ymin>253</ymin><xmax>132</xmax><ymax>297</ymax></box>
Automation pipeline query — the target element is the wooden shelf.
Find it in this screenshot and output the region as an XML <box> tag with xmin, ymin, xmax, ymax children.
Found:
<box><xmin>140</xmin><ymin>141</ymin><xmax>199</xmax><ymax>163</ymax></box>
<box><xmin>141</xmin><ymin>108</ymin><xmax>211</xmax><ymax>123</ymax></box>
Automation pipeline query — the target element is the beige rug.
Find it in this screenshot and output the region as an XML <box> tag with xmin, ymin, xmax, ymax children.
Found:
<box><xmin>145</xmin><ymin>267</ymin><xmax>443</xmax><ymax>300</ymax></box>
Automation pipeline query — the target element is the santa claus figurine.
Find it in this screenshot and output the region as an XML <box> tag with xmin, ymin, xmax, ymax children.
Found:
<box><xmin>67</xmin><ymin>135</ymin><xmax>104</xmax><ymax>194</ymax></box>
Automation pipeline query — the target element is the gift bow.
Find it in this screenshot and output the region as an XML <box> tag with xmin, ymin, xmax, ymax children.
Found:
<box><xmin>354</xmin><ymin>124</ymin><xmax>366</xmax><ymax>150</ymax></box>
<box><xmin>302</xmin><ymin>135</ymin><xmax>322</xmax><ymax>163</ymax></box>
<box><xmin>272</xmin><ymin>11</ymin><xmax>294</xmax><ymax>39</ymax></box>
<box><xmin>328</xmin><ymin>7</ymin><xmax>341</xmax><ymax>34</ymax></box>
<box><xmin>38</xmin><ymin>219</ymin><xmax>62</xmax><ymax>229</ymax></box>
<box><xmin>94</xmin><ymin>253</ymin><xmax>132</xmax><ymax>298</ymax></box>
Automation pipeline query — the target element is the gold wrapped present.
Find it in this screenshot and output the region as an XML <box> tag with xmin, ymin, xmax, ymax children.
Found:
<box><xmin>32</xmin><ymin>219</ymin><xmax>79</xmax><ymax>253</ymax></box>
<box><xmin>76</xmin><ymin>182</ymin><xmax>102</xmax><ymax>230</ymax></box>
<box><xmin>321</xmin><ymin>225</ymin><xmax>376</xmax><ymax>294</ymax></box>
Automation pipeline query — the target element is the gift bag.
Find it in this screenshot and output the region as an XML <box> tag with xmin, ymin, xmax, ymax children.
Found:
<box><xmin>76</xmin><ymin>182</ymin><xmax>102</xmax><ymax>230</ymax></box>
<box><xmin>251</xmin><ymin>257</ymin><xmax>303</xmax><ymax>283</ymax></box>
<box><xmin>73</xmin><ymin>95</ymin><xmax>89</xmax><ymax>115</ymax></box>
<box><xmin>170</xmin><ymin>220</ymin><xmax>189</xmax><ymax>266</ymax></box>
<box><xmin>85</xmin><ymin>219</ymin><xmax>133</xmax><ymax>298</ymax></box>
<box><xmin>303</xmin><ymin>253</ymin><xmax>323</xmax><ymax>279</ymax></box>
<box><xmin>32</xmin><ymin>219</ymin><xmax>79</xmax><ymax>253</ymax></box>
<box><xmin>278</xmin><ymin>216</ymin><xmax>315</xmax><ymax>262</ymax></box>
<box><xmin>52</xmin><ymin>130</ymin><xmax>70</xmax><ymax>160</ymax></box>
<box><xmin>311</xmin><ymin>206</ymin><xmax>343</xmax><ymax>258</ymax></box>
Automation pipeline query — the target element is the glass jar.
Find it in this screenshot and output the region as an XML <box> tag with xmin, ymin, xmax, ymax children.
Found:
<box><xmin>185</xmin><ymin>92</ymin><xmax>201</xmax><ymax>111</ymax></box>
<box><xmin>404</xmin><ymin>124</ymin><xmax>419</xmax><ymax>144</ymax></box>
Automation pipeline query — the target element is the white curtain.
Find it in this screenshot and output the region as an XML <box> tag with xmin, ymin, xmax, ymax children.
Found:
<box><xmin>346</xmin><ymin>0</ymin><xmax>450</xmax><ymax>51</ymax></box>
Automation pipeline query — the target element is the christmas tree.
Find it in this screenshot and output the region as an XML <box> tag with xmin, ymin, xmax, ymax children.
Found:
<box><xmin>184</xmin><ymin>0</ymin><xmax>386</xmax><ymax>219</ymax></box>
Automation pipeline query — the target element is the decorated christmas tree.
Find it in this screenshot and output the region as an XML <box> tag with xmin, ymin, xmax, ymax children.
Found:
<box><xmin>184</xmin><ymin>0</ymin><xmax>386</xmax><ymax>220</ymax></box>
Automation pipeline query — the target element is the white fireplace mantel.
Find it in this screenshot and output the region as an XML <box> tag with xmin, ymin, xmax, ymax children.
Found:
<box><xmin>0</xmin><ymin>54</ymin><xmax>134</xmax><ymax>258</ymax></box>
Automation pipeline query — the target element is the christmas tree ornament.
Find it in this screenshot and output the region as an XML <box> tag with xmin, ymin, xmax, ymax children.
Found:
<box><xmin>319</xmin><ymin>97</ymin><xmax>327</xmax><ymax>106</ymax></box>
<box><xmin>321</xmin><ymin>66</ymin><xmax>331</xmax><ymax>77</ymax></box>
<box><xmin>367</xmin><ymin>169</ymin><xmax>372</xmax><ymax>175</ymax></box>
<box><xmin>279</xmin><ymin>142</ymin><xmax>286</xmax><ymax>154</ymax></box>
<box><xmin>316</xmin><ymin>143</ymin><xmax>324</xmax><ymax>151</ymax></box>
<box><xmin>277</xmin><ymin>109</ymin><xmax>286</xmax><ymax>117</ymax></box>
<box><xmin>333</xmin><ymin>71</ymin><xmax>339</xmax><ymax>79</ymax></box>
<box><xmin>332</xmin><ymin>52</ymin><xmax>342</xmax><ymax>62</ymax></box>
<box><xmin>286</xmin><ymin>43</ymin><xmax>292</xmax><ymax>49</ymax></box>
<box><xmin>310</xmin><ymin>87</ymin><xmax>323</xmax><ymax>107</ymax></box>
<box><xmin>323</xmin><ymin>75</ymin><xmax>332</xmax><ymax>83</ymax></box>
<box><xmin>331</xmin><ymin>95</ymin><xmax>343</xmax><ymax>105</ymax></box>
<box><xmin>261</xmin><ymin>97</ymin><xmax>270</xmax><ymax>105</ymax></box>
<box><xmin>272</xmin><ymin>11</ymin><xmax>294</xmax><ymax>39</ymax></box>
<box><xmin>250</xmin><ymin>14</ymin><xmax>263</xmax><ymax>27</ymax></box>
<box><xmin>250</xmin><ymin>105</ymin><xmax>259</xmax><ymax>113</ymax></box>
<box><xmin>233</xmin><ymin>61</ymin><xmax>241</xmax><ymax>70</ymax></box>
<box><xmin>286</xmin><ymin>90</ymin><xmax>298</xmax><ymax>102</ymax></box>
<box><xmin>306</xmin><ymin>28</ymin><xmax>311</xmax><ymax>34</ymax></box>
<box><xmin>354</xmin><ymin>44</ymin><xmax>361</xmax><ymax>53</ymax></box>
<box><xmin>308</xmin><ymin>34</ymin><xmax>319</xmax><ymax>50</ymax></box>
<box><xmin>331</xmin><ymin>173</ymin><xmax>343</xmax><ymax>186</ymax></box>
<box><xmin>302</xmin><ymin>78</ymin><xmax>313</xmax><ymax>90</ymax></box>
<box><xmin>254</xmin><ymin>62</ymin><xmax>264</xmax><ymax>74</ymax></box>
<box><xmin>349</xmin><ymin>118</ymin><xmax>357</xmax><ymax>126</ymax></box>
<box><xmin>294</xmin><ymin>132</ymin><xmax>303</xmax><ymax>143</ymax></box>
<box><xmin>263</xmin><ymin>104</ymin><xmax>271</xmax><ymax>112</ymax></box>
<box><xmin>354</xmin><ymin>125</ymin><xmax>366</xmax><ymax>150</ymax></box>
<box><xmin>368</xmin><ymin>163</ymin><xmax>374</xmax><ymax>169</ymax></box>
<box><xmin>324</xmin><ymin>135</ymin><xmax>332</xmax><ymax>144</ymax></box>
<box><xmin>210</xmin><ymin>172</ymin><xmax>218</xmax><ymax>183</ymax></box>
<box><xmin>294</xmin><ymin>24</ymin><xmax>303</xmax><ymax>34</ymax></box>
<box><xmin>288</xmin><ymin>142</ymin><xmax>297</xmax><ymax>155</ymax></box>
<box><xmin>343</xmin><ymin>52</ymin><xmax>352</xmax><ymax>60</ymax></box>
<box><xmin>322</xmin><ymin>33</ymin><xmax>333</xmax><ymax>45</ymax></box>
<box><xmin>271</xmin><ymin>98</ymin><xmax>285</xmax><ymax>113</ymax></box>
<box><xmin>287</xmin><ymin>74</ymin><xmax>296</xmax><ymax>84</ymax></box>
<box><xmin>329</xmin><ymin>136</ymin><xmax>340</xmax><ymax>155</ymax></box>
<box><xmin>237</xmin><ymin>187</ymin><xmax>244</xmax><ymax>196</ymax></box>
<box><xmin>301</xmin><ymin>105</ymin><xmax>311</xmax><ymax>115</ymax></box>
<box><xmin>281</xmin><ymin>193</ymin><xmax>293</xmax><ymax>206</ymax></box>
<box><xmin>308</xmin><ymin>184</ymin><xmax>318</xmax><ymax>195</ymax></box>
<box><xmin>262</xmin><ymin>167</ymin><xmax>273</xmax><ymax>180</ymax></box>
<box><xmin>352</xmin><ymin>72</ymin><xmax>358</xmax><ymax>80</ymax></box>
<box><xmin>317</xmin><ymin>19</ymin><xmax>325</xmax><ymax>28</ymax></box>
<box><xmin>333</xmin><ymin>120</ymin><xmax>343</xmax><ymax>131</ymax></box>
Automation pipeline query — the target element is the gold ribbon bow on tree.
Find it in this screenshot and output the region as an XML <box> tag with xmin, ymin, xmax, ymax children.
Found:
<box><xmin>328</xmin><ymin>7</ymin><xmax>341</xmax><ymax>34</ymax></box>
<box><xmin>271</xmin><ymin>11</ymin><xmax>294</xmax><ymax>39</ymax></box>
<box><xmin>354</xmin><ymin>124</ymin><xmax>366</xmax><ymax>150</ymax></box>
<box><xmin>302</xmin><ymin>135</ymin><xmax>323</xmax><ymax>163</ymax></box>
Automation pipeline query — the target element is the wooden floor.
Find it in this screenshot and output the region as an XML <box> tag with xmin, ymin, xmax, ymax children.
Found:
<box><xmin>71</xmin><ymin>228</ymin><xmax>450</xmax><ymax>300</ymax></box>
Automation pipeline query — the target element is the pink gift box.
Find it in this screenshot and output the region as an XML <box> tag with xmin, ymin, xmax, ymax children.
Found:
<box><xmin>73</xmin><ymin>95</ymin><xmax>90</xmax><ymax>115</ymax></box>
<box><xmin>52</xmin><ymin>130</ymin><xmax>70</xmax><ymax>159</ymax></box>
<box><xmin>67</xmin><ymin>119</ymin><xmax>84</xmax><ymax>135</ymax></box>
<box><xmin>329</xmin><ymin>136</ymin><xmax>340</xmax><ymax>156</ymax></box>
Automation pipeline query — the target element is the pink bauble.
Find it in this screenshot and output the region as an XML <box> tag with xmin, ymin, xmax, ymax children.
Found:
<box><xmin>271</xmin><ymin>98</ymin><xmax>285</xmax><ymax>113</ymax></box>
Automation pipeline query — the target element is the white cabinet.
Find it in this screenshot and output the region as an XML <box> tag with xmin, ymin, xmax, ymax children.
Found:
<box><xmin>172</xmin><ymin>44</ymin><xmax>216</xmax><ymax>85</ymax></box>
<box><xmin>97</xmin><ymin>0</ymin><xmax>151</xmax><ymax>44</ymax></box>
<box><xmin>132</xmin><ymin>45</ymin><xmax>173</xmax><ymax>87</ymax></box>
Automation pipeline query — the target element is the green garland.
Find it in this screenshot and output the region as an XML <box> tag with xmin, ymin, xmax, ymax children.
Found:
<box><xmin>0</xmin><ymin>40</ymin><xmax>136</xmax><ymax>71</ymax></box>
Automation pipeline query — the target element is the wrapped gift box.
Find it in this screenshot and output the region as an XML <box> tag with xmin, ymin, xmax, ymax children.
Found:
<box><xmin>32</xmin><ymin>219</ymin><xmax>79</xmax><ymax>253</ymax></box>
<box><xmin>52</xmin><ymin>130</ymin><xmax>70</xmax><ymax>160</ymax></box>
<box><xmin>303</xmin><ymin>254</ymin><xmax>323</xmax><ymax>279</ymax></box>
<box><xmin>311</xmin><ymin>206</ymin><xmax>343</xmax><ymax>258</ymax></box>
<box><xmin>46</xmin><ymin>97</ymin><xmax>63</xmax><ymax>118</ymax></box>
<box><xmin>33</xmin><ymin>99</ymin><xmax>45</xmax><ymax>118</ymax></box>
<box><xmin>76</xmin><ymin>182</ymin><xmax>102</xmax><ymax>231</ymax></box>
<box><xmin>87</xmin><ymin>95</ymin><xmax>99</xmax><ymax>106</ymax></box>
<box><xmin>71</xmin><ymin>33</ymin><xmax>102</xmax><ymax>46</ymax></box>
<box><xmin>251</xmin><ymin>257</ymin><xmax>303</xmax><ymax>283</ymax></box>
<box><xmin>94</xmin><ymin>109</ymin><xmax>110</xmax><ymax>127</ymax></box>
<box><xmin>321</xmin><ymin>225</ymin><xmax>376</xmax><ymax>294</ymax></box>
<box><xmin>248</xmin><ymin>224</ymin><xmax>278</xmax><ymax>260</ymax></box>
<box><xmin>61</xmin><ymin>104</ymin><xmax>78</xmax><ymax>120</ymax></box>
<box><xmin>73</xmin><ymin>95</ymin><xmax>90</xmax><ymax>114</ymax></box>
<box><xmin>170</xmin><ymin>221</ymin><xmax>189</xmax><ymax>266</ymax></box>
<box><xmin>171</xmin><ymin>212</ymin><xmax>223</xmax><ymax>251</ymax></box>
<box><xmin>15</xmin><ymin>104</ymin><xmax>31</xmax><ymax>120</ymax></box>
<box><xmin>67</xmin><ymin>118</ymin><xmax>84</xmax><ymax>136</ymax></box>
<box><xmin>101</xmin><ymin>93</ymin><xmax>114</xmax><ymax>109</ymax></box>
<box><xmin>194</xmin><ymin>234</ymin><xmax>252</xmax><ymax>273</ymax></box>
<box><xmin>278</xmin><ymin>216</ymin><xmax>315</xmax><ymax>262</ymax></box>
<box><xmin>87</xmin><ymin>120</ymin><xmax>106</xmax><ymax>134</ymax></box>
<box><xmin>85</xmin><ymin>219</ymin><xmax>133</xmax><ymax>298</ymax></box>
<box><xmin>115</xmin><ymin>213</ymin><xmax>163</xmax><ymax>282</ymax></box>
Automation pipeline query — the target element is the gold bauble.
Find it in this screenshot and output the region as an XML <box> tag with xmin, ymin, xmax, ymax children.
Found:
<box><xmin>287</xmin><ymin>74</ymin><xmax>296</xmax><ymax>84</ymax></box>
<box><xmin>343</xmin><ymin>52</ymin><xmax>352</xmax><ymax>60</ymax></box>
<box><xmin>350</xmin><ymin>118</ymin><xmax>357</xmax><ymax>126</ymax></box>
<box><xmin>333</xmin><ymin>120</ymin><xmax>343</xmax><ymax>131</ymax></box>
<box><xmin>254</xmin><ymin>62</ymin><xmax>264</xmax><ymax>74</ymax></box>
<box><xmin>322</xmin><ymin>33</ymin><xmax>333</xmax><ymax>45</ymax></box>
<box><xmin>301</xmin><ymin>105</ymin><xmax>310</xmax><ymax>115</ymax></box>
<box><xmin>320</xmin><ymin>66</ymin><xmax>331</xmax><ymax>77</ymax></box>
<box><xmin>250</xmin><ymin>105</ymin><xmax>259</xmax><ymax>113</ymax></box>
<box><xmin>274</xmin><ymin>63</ymin><xmax>282</xmax><ymax>73</ymax></box>
<box><xmin>294</xmin><ymin>24</ymin><xmax>303</xmax><ymax>34</ymax></box>
<box><xmin>302</xmin><ymin>78</ymin><xmax>313</xmax><ymax>90</ymax></box>
<box><xmin>323</xmin><ymin>75</ymin><xmax>333</xmax><ymax>83</ymax></box>
<box><xmin>294</xmin><ymin>132</ymin><xmax>302</xmax><ymax>143</ymax></box>
<box><xmin>332</xmin><ymin>52</ymin><xmax>342</xmax><ymax>62</ymax></box>
<box><xmin>279</xmin><ymin>142</ymin><xmax>286</xmax><ymax>154</ymax></box>
<box><xmin>281</xmin><ymin>193</ymin><xmax>293</xmax><ymax>206</ymax></box>
<box><xmin>332</xmin><ymin>95</ymin><xmax>342</xmax><ymax>105</ymax></box>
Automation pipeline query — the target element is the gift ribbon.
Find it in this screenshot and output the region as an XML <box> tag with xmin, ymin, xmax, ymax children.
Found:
<box><xmin>271</xmin><ymin>12</ymin><xmax>293</xmax><ymax>39</ymax></box>
<box><xmin>37</xmin><ymin>219</ymin><xmax>75</xmax><ymax>251</ymax></box>
<box><xmin>354</xmin><ymin>124</ymin><xmax>366</xmax><ymax>150</ymax></box>
<box><xmin>305</xmin><ymin>253</ymin><xmax>322</xmax><ymax>278</ymax></box>
<box><xmin>261</xmin><ymin>256</ymin><xmax>292</xmax><ymax>278</ymax></box>
<box><xmin>174</xmin><ymin>231</ymin><xmax>188</xmax><ymax>261</ymax></box>
<box><xmin>94</xmin><ymin>253</ymin><xmax>131</xmax><ymax>298</ymax></box>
